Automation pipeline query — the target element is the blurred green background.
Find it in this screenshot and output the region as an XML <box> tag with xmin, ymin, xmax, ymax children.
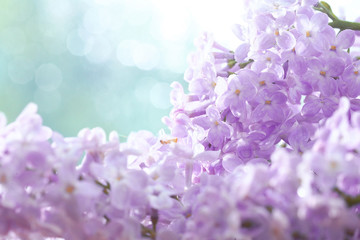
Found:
<box><xmin>0</xmin><ymin>0</ymin><xmax>199</xmax><ymax>137</ymax></box>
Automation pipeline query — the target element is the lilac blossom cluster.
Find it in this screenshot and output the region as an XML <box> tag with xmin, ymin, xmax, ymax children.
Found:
<box><xmin>2</xmin><ymin>0</ymin><xmax>360</xmax><ymax>239</ymax></box>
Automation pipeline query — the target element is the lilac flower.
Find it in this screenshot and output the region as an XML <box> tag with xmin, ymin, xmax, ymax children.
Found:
<box><xmin>254</xmin><ymin>72</ymin><xmax>282</xmax><ymax>91</ymax></box>
<box><xmin>251</xmin><ymin>51</ymin><xmax>284</xmax><ymax>78</ymax></box>
<box><xmin>287</xmin><ymin>122</ymin><xmax>315</xmax><ymax>152</ymax></box>
<box><xmin>327</xmin><ymin>29</ymin><xmax>355</xmax><ymax>63</ymax></box>
<box><xmin>193</xmin><ymin>105</ymin><xmax>232</xmax><ymax>148</ymax></box>
<box><xmin>297</xmin><ymin>195</ymin><xmax>360</xmax><ymax>239</ymax></box>
<box><xmin>301</xmin><ymin>94</ymin><xmax>338</xmax><ymax>119</ymax></box>
<box><xmin>304</xmin><ymin>56</ymin><xmax>345</xmax><ymax>96</ymax></box>
<box><xmin>251</xmin><ymin>90</ymin><xmax>288</xmax><ymax>122</ymax></box>
<box><xmin>188</xmin><ymin>62</ymin><xmax>217</xmax><ymax>96</ymax></box>
<box><xmin>234</xmin><ymin>43</ymin><xmax>250</xmax><ymax>63</ymax></box>
<box><xmin>182</xmin><ymin>175</ymin><xmax>240</xmax><ymax>240</ymax></box>
<box><xmin>341</xmin><ymin>61</ymin><xmax>360</xmax><ymax>98</ymax></box>
<box><xmin>77</xmin><ymin>127</ymin><xmax>120</xmax><ymax>175</ymax></box>
<box><xmin>3</xmin><ymin>1</ymin><xmax>360</xmax><ymax>239</ymax></box>
<box><xmin>295</xmin><ymin>12</ymin><xmax>334</xmax><ymax>56</ymax></box>
<box><xmin>253</xmin><ymin>11</ymin><xmax>296</xmax><ymax>51</ymax></box>
<box><xmin>146</xmin><ymin>184</ymin><xmax>174</xmax><ymax>210</ymax></box>
<box><xmin>90</xmin><ymin>151</ymin><xmax>149</xmax><ymax>210</ymax></box>
<box><xmin>222</xmin><ymin>153</ymin><xmax>244</xmax><ymax>173</ymax></box>
<box><xmin>216</xmin><ymin>69</ymin><xmax>257</xmax><ymax>119</ymax></box>
<box><xmin>170</xmin><ymin>140</ymin><xmax>220</xmax><ymax>188</ymax></box>
<box><xmin>281</xmin><ymin>47</ymin><xmax>308</xmax><ymax>76</ymax></box>
<box><xmin>252</xmin><ymin>0</ymin><xmax>297</xmax><ymax>17</ymax></box>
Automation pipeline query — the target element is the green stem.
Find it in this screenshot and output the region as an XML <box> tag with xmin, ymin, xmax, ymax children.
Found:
<box><xmin>314</xmin><ymin>1</ymin><xmax>338</xmax><ymax>21</ymax></box>
<box><xmin>95</xmin><ymin>180</ymin><xmax>111</xmax><ymax>195</ymax></box>
<box><xmin>151</xmin><ymin>208</ymin><xmax>159</xmax><ymax>234</ymax></box>
<box><xmin>314</xmin><ymin>1</ymin><xmax>360</xmax><ymax>31</ymax></box>
<box><xmin>141</xmin><ymin>225</ymin><xmax>156</xmax><ymax>240</ymax></box>
<box><xmin>333</xmin><ymin>187</ymin><xmax>360</xmax><ymax>207</ymax></box>
<box><xmin>329</xmin><ymin>20</ymin><xmax>360</xmax><ymax>31</ymax></box>
<box><xmin>239</xmin><ymin>59</ymin><xmax>254</xmax><ymax>69</ymax></box>
<box><xmin>227</xmin><ymin>59</ymin><xmax>236</xmax><ymax>68</ymax></box>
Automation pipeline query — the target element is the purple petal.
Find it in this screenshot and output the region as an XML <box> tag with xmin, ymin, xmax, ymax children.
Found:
<box><xmin>318</xmin><ymin>77</ymin><xmax>336</xmax><ymax>96</ymax></box>
<box><xmin>302</xmin><ymin>100</ymin><xmax>321</xmax><ymax>117</ymax></box>
<box><xmin>311</xmin><ymin>12</ymin><xmax>328</xmax><ymax>31</ymax></box>
<box><xmin>230</xmin><ymin>100</ymin><xmax>247</xmax><ymax>118</ymax></box>
<box><xmin>254</xmin><ymin>14</ymin><xmax>273</xmax><ymax>31</ymax></box>
<box><xmin>206</xmin><ymin>105</ymin><xmax>221</xmax><ymax>121</ymax></box>
<box><xmin>271</xmin><ymin>92</ymin><xmax>287</xmax><ymax>104</ymax></box>
<box><xmin>322</xmin><ymin>99</ymin><xmax>337</xmax><ymax>117</ymax></box>
<box><xmin>189</xmin><ymin>78</ymin><xmax>208</xmax><ymax>95</ymax></box>
<box><xmin>298</xmin><ymin>80</ymin><xmax>313</xmax><ymax>95</ymax></box>
<box><xmin>208</xmin><ymin>127</ymin><xmax>224</xmax><ymax>147</ymax></box>
<box><xmin>288</xmin><ymin>124</ymin><xmax>311</xmax><ymax>151</ymax></box>
<box><xmin>216</xmin><ymin>92</ymin><xmax>232</xmax><ymax>110</ymax></box>
<box><xmin>315</xmin><ymin>26</ymin><xmax>334</xmax><ymax>52</ymax></box>
<box><xmin>327</xmin><ymin>57</ymin><xmax>345</xmax><ymax>77</ymax></box>
<box><xmin>267</xmin><ymin>107</ymin><xmax>285</xmax><ymax>122</ymax></box>
<box><xmin>295</xmin><ymin>37</ymin><xmax>312</xmax><ymax>56</ymax></box>
<box><xmin>290</xmin><ymin>55</ymin><xmax>308</xmax><ymax>76</ymax></box>
<box><xmin>237</xmin><ymin>143</ymin><xmax>253</xmax><ymax>159</ymax></box>
<box><xmin>351</xmin><ymin>99</ymin><xmax>360</xmax><ymax>112</ymax></box>
<box><xmin>234</xmin><ymin>43</ymin><xmax>250</xmax><ymax>63</ymax></box>
<box><xmin>254</xmin><ymin>32</ymin><xmax>276</xmax><ymax>50</ymax></box>
<box><xmin>195</xmin><ymin>150</ymin><xmax>220</xmax><ymax>163</ymax></box>
<box><xmin>237</xmin><ymin>70</ymin><xmax>257</xmax><ymax>100</ymax></box>
<box><xmin>111</xmin><ymin>183</ymin><xmax>131</xmax><ymax>209</ymax></box>
<box><xmin>251</xmin><ymin>105</ymin><xmax>267</xmax><ymax>122</ymax></box>
<box><xmin>277</xmin><ymin>31</ymin><xmax>296</xmax><ymax>50</ymax></box>
<box><xmin>336</xmin><ymin>29</ymin><xmax>355</xmax><ymax>49</ymax></box>
<box><xmin>214</xmin><ymin>77</ymin><xmax>228</xmax><ymax>96</ymax></box>
<box><xmin>218</xmin><ymin>122</ymin><xmax>233</xmax><ymax>138</ymax></box>
<box><xmin>276</xmin><ymin>11</ymin><xmax>296</xmax><ymax>27</ymax></box>
<box><xmin>222</xmin><ymin>153</ymin><xmax>243</xmax><ymax>172</ymax></box>
<box><xmin>232</xmin><ymin>24</ymin><xmax>247</xmax><ymax>41</ymax></box>
<box><xmin>312</xmin><ymin>32</ymin><xmax>330</xmax><ymax>52</ymax></box>
<box><xmin>192</xmin><ymin>115</ymin><xmax>211</xmax><ymax>129</ymax></box>
<box><xmin>295</xmin><ymin>14</ymin><xmax>310</xmax><ymax>34</ymax></box>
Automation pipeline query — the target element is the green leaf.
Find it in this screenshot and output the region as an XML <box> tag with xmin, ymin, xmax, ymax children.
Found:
<box><xmin>227</xmin><ymin>59</ymin><xmax>236</xmax><ymax>68</ymax></box>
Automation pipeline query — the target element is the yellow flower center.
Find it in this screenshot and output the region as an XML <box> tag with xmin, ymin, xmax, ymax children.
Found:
<box><xmin>330</xmin><ymin>45</ymin><xmax>336</xmax><ymax>51</ymax></box>
<box><xmin>354</xmin><ymin>70</ymin><xmax>359</xmax><ymax>75</ymax></box>
<box><xmin>306</xmin><ymin>31</ymin><xmax>311</xmax><ymax>37</ymax></box>
<box><xmin>65</xmin><ymin>184</ymin><xmax>75</xmax><ymax>194</ymax></box>
<box><xmin>0</xmin><ymin>174</ymin><xmax>6</xmax><ymax>184</ymax></box>
<box><xmin>214</xmin><ymin>121</ymin><xmax>219</xmax><ymax>126</ymax></box>
<box><xmin>320</xmin><ymin>71</ymin><xmax>326</xmax><ymax>76</ymax></box>
<box><xmin>330</xmin><ymin>161</ymin><xmax>338</xmax><ymax>170</ymax></box>
<box><xmin>116</xmin><ymin>174</ymin><xmax>123</xmax><ymax>181</ymax></box>
<box><xmin>259</xmin><ymin>80</ymin><xmax>266</xmax><ymax>86</ymax></box>
<box><xmin>152</xmin><ymin>174</ymin><xmax>159</xmax><ymax>181</ymax></box>
<box><xmin>274</xmin><ymin>30</ymin><xmax>280</xmax><ymax>36</ymax></box>
<box><xmin>235</xmin><ymin>89</ymin><xmax>241</xmax><ymax>95</ymax></box>
<box><xmin>160</xmin><ymin>138</ymin><xmax>178</xmax><ymax>144</ymax></box>
<box><xmin>265</xmin><ymin>100</ymin><xmax>272</xmax><ymax>105</ymax></box>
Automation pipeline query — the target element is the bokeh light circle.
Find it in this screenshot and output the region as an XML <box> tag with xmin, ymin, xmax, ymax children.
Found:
<box><xmin>35</xmin><ymin>63</ymin><xmax>63</xmax><ymax>92</ymax></box>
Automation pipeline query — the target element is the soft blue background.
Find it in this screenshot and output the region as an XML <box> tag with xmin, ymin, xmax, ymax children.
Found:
<box><xmin>0</xmin><ymin>0</ymin><xmax>200</xmax><ymax>137</ymax></box>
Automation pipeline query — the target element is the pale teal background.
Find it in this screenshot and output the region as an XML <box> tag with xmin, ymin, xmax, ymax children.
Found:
<box><xmin>0</xmin><ymin>0</ymin><xmax>198</xmax><ymax>137</ymax></box>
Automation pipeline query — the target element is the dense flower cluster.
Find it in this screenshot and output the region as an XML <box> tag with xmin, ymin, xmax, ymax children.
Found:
<box><xmin>2</xmin><ymin>0</ymin><xmax>360</xmax><ymax>239</ymax></box>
